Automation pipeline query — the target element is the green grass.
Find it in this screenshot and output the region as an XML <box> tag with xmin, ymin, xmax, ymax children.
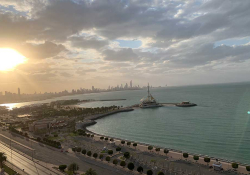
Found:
<box><xmin>3</xmin><ymin>164</ymin><xmax>18</xmax><ymax>175</ymax></box>
<box><xmin>68</xmin><ymin>132</ymin><xmax>78</xmax><ymax>137</ymax></box>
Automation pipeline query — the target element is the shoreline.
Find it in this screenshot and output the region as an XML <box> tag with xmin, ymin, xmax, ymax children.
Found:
<box><xmin>79</xmin><ymin>108</ymin><xmax>249</xmax><ymax>174</ymax></box>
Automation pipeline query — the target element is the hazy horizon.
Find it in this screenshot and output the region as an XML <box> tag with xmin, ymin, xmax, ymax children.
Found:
<box><xmin>1</xmin><ymin>0</ymin><xmax>250</xmax><ymax>93</ymax></box>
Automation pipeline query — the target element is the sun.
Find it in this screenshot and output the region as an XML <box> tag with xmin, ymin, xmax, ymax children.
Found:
<box><xmin>0</xmin><ymin>48</ymin><xmax>27</xmax><ymax>71</ymax></box>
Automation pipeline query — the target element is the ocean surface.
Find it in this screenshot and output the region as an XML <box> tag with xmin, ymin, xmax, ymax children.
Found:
<box><xmin>2</xmin><ymin>82</ymin><xmax>250</xmax><ymax>164</ymax></box>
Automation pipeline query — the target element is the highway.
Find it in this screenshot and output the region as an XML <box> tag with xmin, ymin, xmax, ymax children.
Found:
<box><xmin>0</xmin><ymin>142</ymin><xmax>59</xmax><ymax>175</ymax></box>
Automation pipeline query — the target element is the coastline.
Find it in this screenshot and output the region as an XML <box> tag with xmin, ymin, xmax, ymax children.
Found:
<box><xmin>79</xmin><ymin>108</ymin><xmax>250</xmax><ymax>174</ymax></box>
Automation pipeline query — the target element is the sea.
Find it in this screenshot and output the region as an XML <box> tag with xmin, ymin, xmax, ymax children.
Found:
<box><xmin>1</xmin><ymin>82</ymin><xmax>250</xmax><ymax>164</ymax></box>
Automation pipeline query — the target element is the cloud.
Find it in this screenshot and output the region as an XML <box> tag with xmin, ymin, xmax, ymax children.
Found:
<box><xmin>103</xmin><ymin>48</ymin><xmax>139</xmax><ymax>62</ymax></box>
<box><xmin>76</xmin><ymin>68</ymin><xmax>96</xmax><ymax>75</ymax></box>
<box><xmin>70</xmin><ymin>36</ymin><xmax>108</xmax><ymax>49</ymax></box>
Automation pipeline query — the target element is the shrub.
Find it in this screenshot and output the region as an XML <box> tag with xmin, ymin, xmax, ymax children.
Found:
<box><xmin>116</xmin><ymin>147</ymin><xmax>121</xmax><ymax>152</ymax></box>
<box><xmin>54</xmin><ymin>134</ymin><xmax>58</xmax><ymax>137</ymax></box>
<box><xmin>147</xmin><ymin>170</ymin><xmax>153</xmax><ymax>175</ymax></box>
<box><xmin>124</xmin><ymin>152</ymin><xmax>130</xmax><ymax>159</ymax></box>
<box><xmin>105</xmin><ymin>137</ymin><xmax>109</xmax><ymax>141</ymax></box>
<box><xmin>127</xmin><ymin>162</ymin><xmax>135</xmax><ymax>171</ymax></box>
<box><xmin>127</xmin><ymin>142</ymin><xmax>131</xmax><ymax>146</ymax></box>
<box><xmin>59</xmin><ymin>165</ymin><xmax>67</xmax><ymax>171</ymax></box>
<box><xmin>82</xmin><ymin>149</ymin><xmax>86</xmax><ymax>155</ymax></box>
<box><xmin>72</xmin><ymin>147</ymin><xmax>76</xmax><ymax>152</ymax></box>
<box><xmin>120</xmin><ymin>161</ymin><xmax>126</xmax><ymax>167</ymax></box>
<box><xmin>193</xmin><ymin>155</ymin><xmax>199</xmax><ymax>161</ymax></box>
<box><xmin>158</xmin><ymin>172</ymin><xmax>164</xmax><ymax>175</ymax></box>
<box><xmin>232</xmin><ymin>163</ymin><xmax>239</xmax><ymax>169</ymax></box>
<box><xmin>183</xmin><ymin>153</ymin><xmax>189</xmax><ymax>159</ymax></box>
<box><xmin>121</xmin><ymin>140</ymin><xmax>125</xmax><ymax>145</ymax></box>
<box><xmin>113</xmin><ymin>159</ymin><xmax>118</xmax><ymax>165</ymax></box>
<box><xmin>87</xmin><ymin>134</ymin><xmax>90</xmax><ymax>137</ymax></box>
<box><xmin>105</xmin><ymin>156</ymin><xmax>111</xmax><ymax>162</ymax></box>
<box><xmin>246</xmin><ymin>166</ymin><xmax>250</xmax><ymax>171</ymax></box>
<box><xmin>110</xmin><ymin>138</ymin><xmax>114</xmax><ymax>142</ymax></box>
<box><xmin>137</xmin><ymin>166</ymin><xmax>143</xmax><ymax>173</ymax></box>
<box><xmin>91</xmin><ymin>134</ymin><xmax>94</xmax><ymax>138</ymax></box>
<box><xmin>99</xmin><ymin>154</ymin><xmax>103</xmax><ymax>160</ymax></box>
<box><xmin>100</xmin><ymin>136</ymin><xmax>104</xmax><ymax>140</ymax></box>
<box><xmin>87</xmin><ymin>151</ymin><xmax>92</xmax><ymax>157</ymax></box>
<box><xmin>148</xmin><ymin>146</ymin><xmax>153</xmax><ymax>151</ymax></box>
<box><xmin>93</xmin><ymin>153</ymin><xmax>98</xmax><ymax>159</ymax></box>
<box><xmin>108</xmin><ymin>150</ymin><xmax>113</xmax><ymax>155</ymax></box>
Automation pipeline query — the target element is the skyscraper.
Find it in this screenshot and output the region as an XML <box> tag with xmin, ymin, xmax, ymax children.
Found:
<box><xmin>18</xmin><ymin>88</ymin><xmax>20</xmax><ymax>95</ymax></box>
<box><xmin>130</xmin><ymin>80</ymin><xmax>132</xmax><ymax>88</ymax></box>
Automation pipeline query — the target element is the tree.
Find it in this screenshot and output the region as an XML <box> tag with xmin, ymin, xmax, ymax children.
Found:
<box><xmin>87</xmin><ymin>151</ymin><xmax>92</xmax><ymax>157</ymax></box>
<box><xmin>110</xmin><ymin>138</ymin><xmax>114</xmax><ymax>142</ymax></box>
<box><xmin>121</xmin><ymin>140</ymin><xmax>125</xmax><ymax>146</ymax></box>
<box><xmin>232</xmin><ymin>163</ymin><xmax>239</xmax><ymax>169</ymax></box>
<box><xmin>183</xmin><ymin>153</ymin><xmax>188</xmax><ymax>160</ymax></box>
<box><xmin>72</xmin><ymin>147</ymin><xmax>76</xmax><ymax>152</ymax></box>
<box><xmin>84</xmin><ymin>168</ymin><xmax>97</xmax><ymax>175</ymax></box>
<box><xmin>37</xmin><ymin>137</ymin><xmax>41</xmax><ymax>142</ymax></box>
<box><xmin>127</xmin><ymin>162</ymin><xmax>135</xmax><ymax>171</ymax></box>
<box><xmin>105</xmin><ymin>137</ymin><xmax>109</xmax><ymax>141</ymax></box>
<box><xmin>93</xmin><ymin>153</ymin><xmax>98</xmax><ymax>159</ymax></box>
<box><xmin>158</xmin><ymin>172</ymin><xmax>164</xmax><ymax>175</ymax></box>
<box><xmin>59</xmin><ymin>165</ymin><xmax>67</xmax><ymax>172</ymax></box>
<box><xmin>124</xmin><ymin>152</ymin><xmax>130</xmax><ymax>159</ymax></box>
<box><xmin>204</xmin><ymin>157</ymin><xmax>210</xmax><ymax>166</ymax></box>
<box><xmin>105</xmin><ymin>156</ymin><xmax>111</xmax><ymax>163</ymax></box>
<box><xmin>76</xmin><ymin>147</ymin><xmax>81</xmax><ymax>152</ymax></box>
<box><xmin>147</xmin><ymin>170</ymin><xmax>153</xmax><ymax>175</ymax></box>
<box><xmin>193</xmin><ymin>155</ymin><xmax>199</xmax><ymax>162</ymax></box>
<box><xmin>133</xmin><ymin>143</ymin><xmax>137</xmax><ymax>149</ymax></box>
<box><xmin>113</xmin><ymin>159</ymin><xmax>118</xmax><ymax>165</ymax></box>
<box><xmin>87</xmin><ymin>134</ymin><xmax>90</xmax><ymax>137</ymax></box>
<box><xmin>100</xmin><ymin>136</ymin><xmax>104</xmax><ymax>140</ymax></box>
<box><xmin>108</xmin><ymin>150</ymin><xmax>113</xmax><ymax>155</ymax></box>
<box><xmin>91</xmin><ymin>134</ymin><xmax>94</xmax><ymax>138</ymax></box>
<box><xmin>148</xmin><ymin>146</ymin><xmax>153</xmax><ymax>152</ymax></box>
<box><xmin>116</xmin><ymin>147</ymin><xmax>121</xmax><ymax>152</ymax></box>
<box><xmin>0</xmin><ymin>152</ymin><xmax>7</xmax><ymax>168</ymax></box>
<box><xmin>68</xmin><ymin>163</ymin><xmax>79</xmax><ymax>173</ymax></box>
<box><xmin>164</xmin><ymin>149</ymin><xmax>169</xmax><ymax>155</ymax></box>
<box><xmin>137</xmin><ymin>166</ymin><xmax>143</xmax><ymax>173</ymax></box>
<box><xmin>120</xmin><ymin>161</ymin><xmax>126</xmax><ymax>168</ymax></box>
<box><xmin>99</xmin><ymin>154</ymin><xmax>104</xmax><ymax>160</ymax></box>
<box><xmin>127</xmin><ymin>142</ymin><xmax>131</xmax><ymax>147</ymax></box>
<box><xmin>82</xmin><ymin>149</ymin><xmax>87</xmax><ymax>155</ymax></box>
<box><xmin>155</xmin><ymin>148</ymin><xmax>160</xmax><ymax>153</ymax></box>
<box><xmin>246</xmin><ymin>166</ymin><xmax>250</xmax><ymax>172</ymax></box>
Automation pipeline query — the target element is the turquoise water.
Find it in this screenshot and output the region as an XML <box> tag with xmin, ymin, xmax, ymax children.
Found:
<box><xmin>87</xmin><ymin>83</ymin><xmax>250</xmax><ymax>164</ymax></box>
<box><xmin>2</xmin><ymin>82</ymin><xmax>250</xmax><ymax>164</ymax></box>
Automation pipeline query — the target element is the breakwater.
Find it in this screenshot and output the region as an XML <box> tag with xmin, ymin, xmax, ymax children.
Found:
<box><xmin>76</xmin><ymin>108</ymin><xmax>134</xmax><ymax>130</ymax></box>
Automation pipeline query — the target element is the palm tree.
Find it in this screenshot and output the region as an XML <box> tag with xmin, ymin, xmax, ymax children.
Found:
<box><xmin>0</xmin><ymin>152</ymin><xmax>7</xmax><ymax>168</ymax></box>
<box><xmin>68</xmin><ymin>163</ymin><xmax>79</xmax><ymax>174</ymax></box>
<box><xmin>84</xmin><ymin>168</ymin><xmax>97</xmax><ymax>175</ymax></box>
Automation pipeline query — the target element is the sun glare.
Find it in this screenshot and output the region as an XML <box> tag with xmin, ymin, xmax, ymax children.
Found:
<box><xmin>0</xmin><ymin>48</ymin><xmax>27</xmax><ymax>71</ymax></box>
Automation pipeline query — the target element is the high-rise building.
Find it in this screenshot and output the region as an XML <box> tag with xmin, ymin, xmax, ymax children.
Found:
<box><xmin>18</xmin><ymin>88</ymin><xmax>21</xmax><ymax>95</ymax></box>
<box><xmin>130</xmin><ymin>80</ymin><xmax>132</xmax><ymax>88</ymax></box>
<box><xmin>92</xmin><ymin>86</ymin><xmax>95</xmax><ymax>91</ymax></box>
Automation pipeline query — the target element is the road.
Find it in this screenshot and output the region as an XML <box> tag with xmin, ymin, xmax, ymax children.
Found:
<box><xmin>0</xmin><ymin>141</ymin><xmax>59</xmax><ymax>175</ymax></box>
<box><xmin>0</xmin><ymin>131</ymin><xmax>131</xmax><ymax>175</ymax></box>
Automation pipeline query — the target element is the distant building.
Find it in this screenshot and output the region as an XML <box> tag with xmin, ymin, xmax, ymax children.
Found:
<box><xmin>92</xmin><ymin>86</ymin><xmax>95</xmax><ymax>91</ymax></box>
<box><xmin>29</xmin><ymin>119</ymin><xmax>55</xmax><ymax>132</ymax></box>
<box><xmin>18</xmin><ymin>88</ymin><xmax>20</xmax><ymax>96</ymax></box>
<box><xmin>130</xmin><ymin>80</ymin><xmax>132</xmax><ymax>88</ymax></box>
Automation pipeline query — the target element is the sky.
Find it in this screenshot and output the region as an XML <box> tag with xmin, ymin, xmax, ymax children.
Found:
<box><xmin>1</xmin><ymin>0</ymin><xmax>250</xmax><ymax>93</ymax></box>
